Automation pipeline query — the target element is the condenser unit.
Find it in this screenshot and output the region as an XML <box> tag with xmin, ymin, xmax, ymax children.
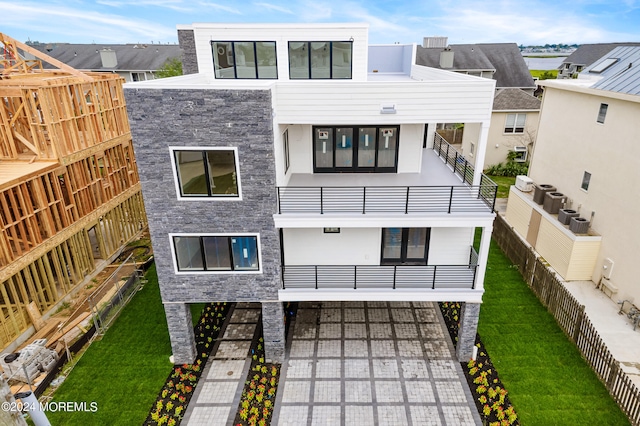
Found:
<box><xmin>557</xmin><ymin>208</ymin><xmax>579</xmax><ymax>225</ymax></box>
<box><xmin>515</xmin><ymin>175</ymin><xmax>534</xmax><ymax>192</ymax></box>
<box><xmin>569</xmin><ymin>217</ymin><xmax>590</xmax><ymax>234</ymax></box>
<box><xmin>543</xmin><ymin>192</ymin><xmax>567</xmax><ymax>214</ymax></box>
<box><xmin>532</xmin><ymin>184</ymin><xmax>556</xmax><ymax>204</ymax></box>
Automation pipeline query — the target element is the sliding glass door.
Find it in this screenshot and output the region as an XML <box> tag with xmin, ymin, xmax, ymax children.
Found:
<box><xmin>313</xmin><ymin>125</ymin><xmax>399</xmax><ymax>173</ymax></box>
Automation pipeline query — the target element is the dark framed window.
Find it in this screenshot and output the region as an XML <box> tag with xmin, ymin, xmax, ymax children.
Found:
<box><xmin>288</xmin><ymin>41</ymin><xmax>352</xmax><ymax>79</ymax></box>
<box><xmin>381</xmin><ymin>228</ymin><xmax>430</xmax><ymax>265</ymax></box>
<box><xmin>283</xmin><ymin>129</ymin><xmax>290</xmax><ymax>174</ymax></box>
<box><xmin>323</xmin><ymin>228</ymin><xmax>340</xmax><ymax>233</ymax></box>
<box><xmin>597</xmin><ymin>103</ymin><xmax>608</xmax><ymax>124</ymax></box>
<box><xmin>211</xmin><ymin>41</ymin><xmax>277</xmax><ymax>79</ymax></box>
<box><xmin>172</xmin><ymin>235</ymin><xmax>260</xmax><ymax>272</ymax></box>
<box><xmin>581</xmin><ymin>171</ymin><xmax>591</xmax><ymax>191</ymax></box>
<box><xmin>504</xmin><ymin>113</ymin><xmax>526</xmax><ymax>133</ymax></box>
<box><xmin>313</xmin><ymin>125</ymin><xmax>399</xmax><ymax>173</ymax></box>
<box><xmin>172</xmin><ymin>148</ymin><xmax>240</xmax><ymax>198</ymax></box>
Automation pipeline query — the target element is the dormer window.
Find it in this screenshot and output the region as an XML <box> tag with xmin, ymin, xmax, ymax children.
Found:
<box><xmin>211</xmin><ymin>41</ymin><xmax>277</xmax><ymax>79</ymax></box>
<box><xmin>289</xmin><ymin>41</ymin><xmax>352</xmax><ymax>79</ymax></box>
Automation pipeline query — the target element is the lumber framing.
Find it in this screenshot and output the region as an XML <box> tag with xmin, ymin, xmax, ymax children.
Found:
<box><xmin>0</xmin><ymin>33</ymin><xmax>147</xmax><ymax>350</ymax></box>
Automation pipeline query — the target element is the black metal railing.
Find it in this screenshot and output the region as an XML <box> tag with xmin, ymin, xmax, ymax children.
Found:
<box><xmin>277</xmin><ymin>185</ymin><xmax>496</xmax><ymax>214</ymax></box>
<box><xmin>433</xmin><ymin>132</ymin><xmax>498</xmax><ymax>211</ymax></box>
<box><xmin>282</xmin><ymin>247</ymin><xmax>479</xmax><ymax>290</ymax></box>
<box><xmin>282</xmin><ymin>264</ymin><xmax>478</xmax><ymax>290</ymax></box>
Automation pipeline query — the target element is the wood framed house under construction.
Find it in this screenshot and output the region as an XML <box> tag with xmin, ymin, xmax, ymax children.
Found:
<box><xmin>0</xmin><ymin>33</ymin><xmax>146</xmax><ymax>350</ymax></box>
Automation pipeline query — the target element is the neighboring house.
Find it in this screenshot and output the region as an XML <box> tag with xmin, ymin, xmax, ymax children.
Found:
<box><xmin>416</xmin><ymin>40</ymin><xmax>539</xmax><ymax>169</ymax></box>
<box><xmin>124</xmin><ymin>23</ymin><xmax>498</xmax><ymax>365</ymax></box>
<box><xmin>0</xmin><ymin>34</ymin><xmax>146</xmax><ymax>351</ymax></box>
<box><xmin>505</xmin><ymin>46</ymin><xmax>640</xmax><ymax>303</ymax></box>
<box><xmin>473</xmin><ymin>88</ymin><xmax>541</xmax><ymax>167</ymax></box>
<box><xmin>28</xmin><ymin>42</ymin><xmax>183</xmax><ymax>82</ymax></box>
<box><xmin>557</xmin><ymin>42</ymin><xmax>640</xmax><ymax>79</ymax></box>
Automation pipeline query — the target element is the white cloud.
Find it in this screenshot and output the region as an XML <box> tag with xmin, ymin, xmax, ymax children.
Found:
<box><xmin>96</xmin><ymin>0</ymin><xmax>192</xmax><ymax>12</ymax></box>
<box><xmin>0</xmin><ymin>2</ymin><xmax>176</xmax><ymax>42</ymax></box>
<box><xmin>253</xmin><ymin>2</ymin><xmax>294</xmax><ymax>14</ymax></box>
<box><xmin>196</xmin><ymin>1</ymin><xmax>242</xmax><ymax>14</ymax></box>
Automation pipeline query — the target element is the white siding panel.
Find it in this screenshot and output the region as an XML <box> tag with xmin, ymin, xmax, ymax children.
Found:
<box><xmin>274</xmin><ymin>82</ymin><xmax>495</xmax><ymax>124</ymax></box>
<box><xmin>398</xmin><ymin>124</ymin><xmax>423</xmax><ymax>173</ymax></box>
<box><xmin>566</xmin><ymin>240</ymin><xmax>601</xmax><ymax>281</ymax></box>
<box><xmin>428</xmin><ymin>228</ymin><xmax>474</xmax><ymax>265</ymax></box>
<box><xmin>536</xmin><ymin>217</ymin><xmax>571</xmax><ymax>278</ymax></box>
<box><xmin>505</xmin><ymin>188</ymin><xmax>533</xmax><ymax>238</ymax></box>
<box><xmin>283</xmin><ymin>228</ymin><xmax>381</xmax><ymax>265</ymax></box>
<box><xmin>190</xmin><ymin>24</ymin><xmax>369</xmax><ymax>82</ymax></box>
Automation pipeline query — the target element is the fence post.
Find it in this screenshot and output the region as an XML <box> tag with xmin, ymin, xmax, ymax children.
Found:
<box><xmin>448</xmin><ymin>187</ymin><xmax>454</xmax><ymax>213</ymax></box>
<box><xmin>362</xmin><ymin>187</ymin><xmax>366</xmax><ymax>214</ymax></box>
<box><xmin>405</xmin><ymin>187</ymin><xmax>410</xmax><ymax>214</ymax></box>
<box><xmin>573</xmin><ymin>305</ymin><xmax>585</xmax><ymax>343</ymax></box>
<box><xmin>277</xmin><ymin>187</ymin><xmax>281</xmax><ymax>214</ymax></box>
<box><xmin>320</xmin><ymin>187</ymin><xmax>324</xmax><ymax>214</ymax></box>
<box><xmin>607</xmin><ymin>361</ymin><xmax>620</xmax><ymax>389</ymax></box>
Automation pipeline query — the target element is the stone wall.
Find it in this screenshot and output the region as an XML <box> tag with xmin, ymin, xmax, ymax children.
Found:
<box><xmin>177</xmin><ymin>30</ymin><xmax>198</xmax><ymax>75</ymax></box>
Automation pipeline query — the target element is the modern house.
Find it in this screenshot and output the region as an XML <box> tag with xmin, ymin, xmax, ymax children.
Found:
<box><xmin>557</xmin><ymin>42</ymin><xmax>640</xmax><ymax>79</ymax></box>
<box><xmin>504</xmin><ymin>45</ymin><xmax>640</xmax><ymax>303</ymax></box>
<box><xmin>415</xmin><ymin>40</ymin><xmax>540</xmax><ymax>169</ymax></box>
<box><xmin>0</xmin><ymin>34</ymin><xmax>146</xmax><ymax>350</ymax></box>
<box><xmin>124</xmin><ymin>23</ymin><xmax>498</xmax><ymax>364</ymax></box>
<box><xmin>28</xmin><ymin>42</ymin><xmax>183</xmax><ymax>82</ymax></box>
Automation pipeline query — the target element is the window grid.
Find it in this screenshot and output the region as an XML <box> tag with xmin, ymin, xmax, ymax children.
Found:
<box><xmin>172</xmin><ymin>234</ymin><xmax>260</xmax><ymax>273</ymax></box>
<box><xmin>581</xmin><ymin>171</ymin><xmax>591</xmax><ymax>191</ymax></box>
<box><xmin>211</xmin><ymin>41</ymin><xmax>278</xmax><ymax>80</ymax></box>
<box><xmin>504</xmin><ymin>113</ymin><xmax>526</xmax><ymax>134</ymax></box>
<box><xmin>597</xmin><ymin>103</ymin><xmax>608</xmax><ymax>124</ymax></box>
<box><xmin>171</xmin><ymin>148</ymin><xmax>240</xmax><ymax>200</ymax></box>
<box><xmin>288</xmin><ymin>41</ymin><xmax>353</xmax><ymax>79</ymax></box>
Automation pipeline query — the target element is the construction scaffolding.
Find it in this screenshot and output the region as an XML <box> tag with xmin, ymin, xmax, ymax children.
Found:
<box><xmin>0</xmin><ymin>33</ymin><xmax>147</xmax><ymax>349</ymax></box>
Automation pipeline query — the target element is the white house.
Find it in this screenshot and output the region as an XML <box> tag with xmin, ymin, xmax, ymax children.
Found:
<box><xmin>124</xmin><ymin>23</ymin><xmax>497</xmax><ymax>364</ymax></box>
<box><xmin>505</xmin><ymin>45</ymin><xmax>640</xmax><ymax>303</ymax></box>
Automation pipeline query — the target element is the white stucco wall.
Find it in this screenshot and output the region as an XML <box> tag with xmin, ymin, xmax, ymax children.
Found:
<box><xmin>428</xmin><ymin>228</ymin><xmax>474</xmax><ymax>265</ymax></box>
<box><xmin>529</xmin><ymin>82</ymin><xmax>640</xmax><ymax>302</ymax></box>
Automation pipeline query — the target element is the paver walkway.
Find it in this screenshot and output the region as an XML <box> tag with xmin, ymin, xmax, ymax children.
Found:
<box><xmin>183</xmin><ymin>303</ymin><xmax>261</xmax><ymax>426</ymax></box>
<box><xmin>272</xmin><ymin>301</ymin><xmax>481</xmax><ymax>426</ymax></box>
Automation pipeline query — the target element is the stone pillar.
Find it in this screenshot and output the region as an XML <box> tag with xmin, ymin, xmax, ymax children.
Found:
<box><xmin>0</xmin><ymin>374</ymin><xmax>27</xmax><ymax>426</ymax></box>
<box><xmin>261</xmin><ymin>302</ymin><xmax>285</xmax><ymax>364</ymax></box>
<box><xmin>456</xmin><ymin>302</ymin><xmax>481</xmax><ymax>362</ymax></box>
<box><xmin>164</xmin><ymin>303</ymin><xmax>197</xmax><ymax>365</ymax></box>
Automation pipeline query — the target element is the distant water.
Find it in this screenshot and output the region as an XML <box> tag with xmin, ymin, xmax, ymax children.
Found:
<box><xmin>522</xmin><ymin>56</ymin><xmax>566</xmax><ymax>70</ymax></box>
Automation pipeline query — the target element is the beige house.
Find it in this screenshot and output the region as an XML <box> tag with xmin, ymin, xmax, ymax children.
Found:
<box><xmin>462</xmin><ymin>88</ymin><xmax>540</xmax><ymax>168</ymax></box>
<box><xmin>505</xmin><ymin>46</ymin><xmax>640</xmax><ymax>303</ymax></box>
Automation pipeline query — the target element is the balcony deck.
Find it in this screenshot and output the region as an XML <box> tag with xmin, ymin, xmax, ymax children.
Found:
<box><xmin>277</xmin><ymin>149</ymin><xmax>497</xmax><ymax>218</ymax></box>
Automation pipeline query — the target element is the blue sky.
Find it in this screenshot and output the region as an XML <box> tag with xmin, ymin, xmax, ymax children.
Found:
<box><xmin>2</xmin><ymin>0</ymin><xmax>640</xmax><ymax>45</ymax></box>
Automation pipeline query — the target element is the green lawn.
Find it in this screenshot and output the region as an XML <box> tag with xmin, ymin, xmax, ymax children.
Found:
<box><xmin>530</xmin><ymin>69</ymin><xmax>558</xmax><ymax>79</ymax></box>
<box><xmin>480</xmin><ymin>239</ymin><xmax>629</xmax><ymax>425</ymax></box>
<box><xmin>46</xmin><ymin>265</ymin><xmax>173</xmax><ymax>425</ymax></box>
<box><xmin>487</xmin><ymin>175</ymin><xmax>515</xmax><ymax>198</ymax></box>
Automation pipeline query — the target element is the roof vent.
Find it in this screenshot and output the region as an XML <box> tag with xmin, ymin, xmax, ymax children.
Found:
<box><xmin>439</xmin><ymin>46</ymin><xmax>454</xmax><ymax>68</ymax></box>
<box><xmin>99</xmin><ymin>48</ymin><xmax>117</xmax><ymax>68</ymax></box>
<box><xmin>423</xmin><ymin>36</ymin><xmax>448</xmax><ymax>48</ymax></box>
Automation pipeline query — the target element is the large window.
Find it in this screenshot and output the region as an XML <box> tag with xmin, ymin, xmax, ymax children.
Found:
<box><xmin>313</xmin><ymin>125</ymin><xmax>399</xmax><ymax>173</ymax></box>
<box><xmin>288</xmin><ymin>41</ymin><xmax>352</xmax><ymax>79</ymax></box>
<box><xmin>172</xmin><ymin>234</ymin><xmax>260</xmax><ymax>273</ymax></box>
<box><xmin>171</xmin><ymin>148</ymin><xmax>240</xmax><ymax>199</ymax></box>
<box><xmin>381</xmin><ymin>228</ymin><xmax>430</xmax><ymax>265</ymax></box>
<box><xmin>504</xmin><ymin>114</ymin><xmax>526</xmax><ymax>133</ymax></box>
<box><xmin>211</xmin><ymin>41</ymin><xmax>277</xmax><ymax>79</ymax></box>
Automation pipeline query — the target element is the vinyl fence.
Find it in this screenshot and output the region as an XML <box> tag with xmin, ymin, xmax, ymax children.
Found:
<box><xmin>493</xmin><ymin>214</ymin><xmax>640</xmax><ymax>425</ymax></box>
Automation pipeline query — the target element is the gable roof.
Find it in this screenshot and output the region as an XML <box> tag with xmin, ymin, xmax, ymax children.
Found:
<box><xmin>30</xmin><ymin>43</ymin><xmax>183</xmax><ymax>72</ymax></box>
<box><xmin>587</xmin><ymin>46</ymin><xmax>640</xmax><ymax>95</ymax></box>
<box><xmin>493</xmin><ymin>88</ymin><xmax>541</xmax><ymax>110</ymax></box>
<box><xmin>560</xmin><ymin>43</ymin><xmax>640</xmax><ymax>68</ymax></box>
<box><xmin>415</xmin><ymin>43</ymin><xmax>535</xmax><ymax>89</ymax></box>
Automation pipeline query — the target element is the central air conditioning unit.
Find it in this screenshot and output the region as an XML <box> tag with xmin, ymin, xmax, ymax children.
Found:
<box><xmin>569</xmin><ymin>217</ymin><xmax>590</xmax><ymax>234</ymax></box>
<box><xmin>515</xmin><ymin>175</ymin><xmax>534</xmax><ymax>192</ymax></box>
<box><xmin>543</xmin><ymin>192</ymin><xmax>567</xmax><ymax>214</ymax></box>
<box><xmin>558</xmin><ymin>208</ymin><xmax>579</xmax><ymax>225</ymax></box>
<box><xmin>532</xmin><ymin>184</ymin><xmax>556</xmax><ymax>204</ymax></box>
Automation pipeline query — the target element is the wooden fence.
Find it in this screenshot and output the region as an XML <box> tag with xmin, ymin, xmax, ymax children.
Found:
<box><xmin>493</xmin><ymin>214</ymin><xmax>640</xmax><ymax>425</ymax></box>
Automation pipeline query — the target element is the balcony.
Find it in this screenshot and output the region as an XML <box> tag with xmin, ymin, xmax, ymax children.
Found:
<box><xmin>277</xmin><ymin>149</ymin><xmax>497</xmax><ymax>216</ymax></box>
<box><xmin>280</xmin><ymin>247</ymin><xmax>479</xmax><ymax>298</ymax></box>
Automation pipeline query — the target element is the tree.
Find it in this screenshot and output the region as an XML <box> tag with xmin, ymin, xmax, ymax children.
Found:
<box><xmin>155</xmin><ymin>57</ymin><xmax>183</xmax><ymax>78</ymax></box>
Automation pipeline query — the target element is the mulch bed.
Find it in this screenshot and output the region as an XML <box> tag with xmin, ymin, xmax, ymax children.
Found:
<box><xmin>439</xmin><ymin>302</ymin><xmax>519</xmax><ymax>426</ymax></box>
<box><xmin>144</xmin><ymin>302</ymin><xmax>230</xmax><ymax>426</ymax></box>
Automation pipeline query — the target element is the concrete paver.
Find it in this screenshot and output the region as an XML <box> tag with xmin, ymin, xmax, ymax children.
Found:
<box><xmin>273</xmin><ymin>301</ymin><xmax>482</xmax><ymax>426</ymax></box>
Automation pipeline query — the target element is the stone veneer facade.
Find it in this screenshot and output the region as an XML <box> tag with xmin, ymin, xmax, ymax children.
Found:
<box><xmin>177</xmin><ymin>30</ymin><xmax>199</xmax><ymax>75</ymax></box>
<box><xmin>124</xmin><ymin>87</ymin><xmax>284</xmax><ymax>363</ymax></box>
